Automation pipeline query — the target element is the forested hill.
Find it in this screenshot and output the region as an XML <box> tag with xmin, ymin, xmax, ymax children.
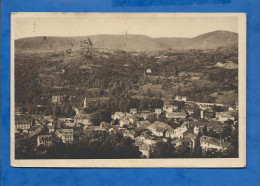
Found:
<box><xmin>15</xmin><ymin>30</ymin><xmax>238</xmax><ymax>53</ymax></box>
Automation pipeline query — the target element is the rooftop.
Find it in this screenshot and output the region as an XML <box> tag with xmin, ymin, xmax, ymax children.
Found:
<box><xmin>185</xmin><ymin>133</ymin><xmax>197</xmax><ymax>140</ymax></box>
<box><xmin>200</xmin><ymin>135</ymin><xmax>231</xmax><ymax>148</ymax></box>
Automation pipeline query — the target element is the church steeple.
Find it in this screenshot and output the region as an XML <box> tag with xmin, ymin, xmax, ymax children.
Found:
<box><xmin>84</xmin><ymin>97</ymin><xmax>87</xmax><ymax>108</ymax></box>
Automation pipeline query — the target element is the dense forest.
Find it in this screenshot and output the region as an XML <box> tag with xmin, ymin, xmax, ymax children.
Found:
<box><xmin>15</xmin><ymin>45</ymin><xmax>238</xmax><ymax>116</ymax></box>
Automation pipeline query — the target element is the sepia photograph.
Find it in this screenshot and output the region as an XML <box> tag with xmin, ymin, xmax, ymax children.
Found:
<box><xmin>10</xmin><ymin>13</ymin><xmax>246</xmax><ymax>167</ymax></box>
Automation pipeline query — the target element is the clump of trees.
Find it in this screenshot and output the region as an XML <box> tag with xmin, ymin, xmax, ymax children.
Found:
<box><xmin>192</xmin><ymin>133</ymin><xmax>203</xmax><ymax>158</ymax></box>
<box><xmin>150</xmin><ymin>142</ymin><xmax>177</xmax><ymax>158</ymax></box>
<box><xmin>52</xmin><ymin>103</ymin><xmax>76</xmax><ymax>118</ymax></box>
<box><xmin>90</xmin><ymin>109</ymin><xmax>111</xmax><ymax>126</ymax></box>
<box><xmin>16</xmin><ymin>131</ymin><xmax>141</xmax><ymax>159</ymax></box>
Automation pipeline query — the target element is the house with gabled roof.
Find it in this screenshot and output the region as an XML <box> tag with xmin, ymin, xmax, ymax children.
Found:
<box><xmin>184</xmin><ymin>133</ymin><xmax>197</xmax><ymax>149</ymax></box>
<box><xmin>200</xmin><ymin>135</ymin><xmax>232</xmax><ymax>151</ymax></box>
<box><xmin>123</xmin><ymin>129</ymin><xmax>138</xmax><ymax>139</ymax></box>
<box><xmin>147</xmin><ymin>121</ymin><xmax>172</xmax><ymax>137</ymax></box>
<box><xmin>166</xmin><ymin>112</ymin><xmax>186</xmax><ymax>119</ymax></box>
<box><xmin>216</xmin><ymin>112</ymin><xmax>235</xmax><ymax>122</ymax></box>
<box><xmin>163</xmin><ymin>104</ymin><xmax>179</xmax><ymax>113</ymax></box>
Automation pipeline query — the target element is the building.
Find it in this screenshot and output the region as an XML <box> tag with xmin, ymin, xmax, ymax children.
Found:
<box><xmin>171</xmin><ymin>138</ymin><xmax>182</xmax><ymax>147</ymax></box>
<box><xmin>153</xmin><ymin>127</ymin><xmax>165</xmax><ymax>137</ymax></box>
<box><xmin>216</xmin><ymin>62</ymin><xmax>225</xmax><ymax>67</ymax></box>
<box><xmin>140</xmin><ymin>131</ymin><xmax>152</xmax><ymax>141</ymax></box>
<box><xmin>191</xmin><ymin>76</ymin><xmax>200</xmax><ymax>80</ymax></box>
<box><xmin>197</xmin><ymin>102</ymin><xmax>224</xmax><ymax>108</ymax></box>
<box><xmin>44</xmin><ymin>116</ymin><xmax>54</xmax><ymax>123</ymax></box>
<box><xmin>15</xmin><ymin>129</ymin><xmax>21</xmax><ymax>134</ymax></box>
<box><xmin>134</xmin><ymin>137</ymin><xmax>143</xmax><ymax>146</ymax></box>
<box><xmin>181</xmin><ymin>138</ymin><xmax>193</xmax><ymax>149</ymax></box>
<box><xmin>187</xmin><ymin>109</ymin><xmax>194</xmax><ymax>115</ymax></box>
<box><xmin>171</xmin><ymin>135</ymin><xmax>195</xmax><ymax>149</ymax></box>
<box><xmin>83</xmin><ymin>97</ymin><xmax>87</xmax><ymax>108</ymax></box>
<box><xmin>15</xmin><ymin>115</ymin><xmax>35</xmax><ymax>130</ymax></box>
<box><xmin>166</xmin><ymin>123</ymin><xmax>192</xmax><ymax>139</ymax></box>
<box><xmin>137</xmin><ymin>111</ymin><xmax>153</xmax><ymax>120</ymax></box>
<box><xmin>155</xmin><ymin>55</ymin><xmax>168</xmax><ymax>59</ymax></box>
<box><xmin>200</xmin><ymin>135</ymin><xmax>232</xmax><ymax>151</ymax></box>
<box><xmin>139</xmin><ymin>144</ymin><xmax>150</xmax><ymax>158</ymax></box>
<box><xmin>147</xmin><ymin>121</ymin><xmax>172</xmax><ymax>137</ymax></box>
<box><xmin>73</xmin><ymin>107</ymin><xmax>79</xmax><ymax>116</ymax></box>
<box><xmin>123</xmin><ymin>130</ymin><xmax>138</xmax><ymax>139</ymax></box>
<box><xmin>154</xmin><ymin>108</ymin><xmax>162</xmax><ymax>115</ymax></box>
<box><xmin>77</xmin><ymin>114</ymin><xmax>92</xmax><ymax>126</ymax></box>
<box><xmin>52</xmin><ymin>95</ymin><xmax>61</xmax><ymax>103</ymax></box>
<box><xmin>175</xmin><ymin>95</ymin><xmax>187</xmax><ymax>102</ymax></box>
<box><xmin>37</xmin><ymin>134</ymin><xmax>52</xmax><ymax>147</ymax></box>
<box><xmin>112</xmin><ymin>112</ymin><xmax>131</xmax><ymax>120</ymax></box>
<box><xmin>165</xmin><ymin>128</ymin><xmax>175</xmax><ymax>138</ymax></box>
<box><xmin>166</xmin><ymin>112</ymin><xmax>186</xmax><ymax>119</ymax></box>
<box><xmin>163</xmin><ymin>105</ymin><xmax>178</xmax><ymax>113</ymax></box>
<box><xmin>119</xmin><ymin>116</ymin><xmax>136</xmax><ymax>127</ymax></box>
<box><xmin>200</xmin><ymin>110</ymin><xmax>204</xmax><ymax>119</ymax></box>
<box><xmin>216</xmin><ymin>112</ymin><xmax>235</xmax><ymax>122</ymax></box>
<box><xmin>130</xmin><ymin>108</ymin><xmax>138</xmax><ymax>115</ymax></box>
<box><xmin>56</xmin><ymin>129</ymin><xmax>73</xmax><ymax>143</ymax></box>
<box><xmin>146</xmin><ymin>69</ymin><xmax>152</xmax><ymax>74</ymax></box>
<box><xmin>193</xmin><ymin>125</ymin><xmax>200</xmax><ymax>135</ymax></box>
<box><xmin>136</xmin><ymin>120</ymin><xmax>151</xmax><ymax>129</ymax></box>
<box><xmin>15</xmin><ymin>121</ymin><xmax>31</xmax><ymax>130</ymax></box>
<box><xmin>100</xmin><ymin>122</ymin><xmax>110</xmax><ymax>129</ymax></box>
<box><xmin>228</xmin><ymin>106</ymin><xmax>236</xmax><ymax>111</ymax></box>
<box><xmin>47</xmin><ymin>123</ymin><xmax>55</xmax><ymax>133</ymax></box>
<box><xmin>109</xmin><ymin>128</ymin><xmax>116</xmax><ymax>135</ymax></box>
<box><xmin>117</xmin><ymin>127</ymin><xmax>127</xmax><ymax>134</ymax></box>
<box><xmin>143</xmin><ymin>136</ymin><xmax>157</xmax><ymax>145</ymax></box>
<box><xmin>86</xmin><ymin>126</ymin><xmax>106</xmax><ymax>131</ymax></box>
<box><xmin>184</xmin><ymin>133</ymin><xmax>197</xmax><ymax>149</ymax></box>
<box><xmin>60</xmin><ymin>118</ymin><xmax>75</xmax><ymax>128</ymax></box>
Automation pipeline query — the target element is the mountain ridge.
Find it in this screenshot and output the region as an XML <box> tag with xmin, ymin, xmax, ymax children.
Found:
<box><xmin>15</xmin><ymin>30</ymin><xmax>238</xmax><ymax>52</ymax></box>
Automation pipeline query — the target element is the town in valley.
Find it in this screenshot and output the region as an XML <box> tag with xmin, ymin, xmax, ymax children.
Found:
<box><xmin>14</xmin><ymin>30</ymin><xmax>239</xmax><ymax>159</ymax></box>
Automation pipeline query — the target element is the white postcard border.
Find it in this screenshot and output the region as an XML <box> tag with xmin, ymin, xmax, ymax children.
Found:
<box><xmin>10</xmin><ymin>13</ymin><xmax>246</xmax><ymax>168</ymax></box>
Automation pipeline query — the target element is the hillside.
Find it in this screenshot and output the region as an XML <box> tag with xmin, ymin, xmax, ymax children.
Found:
<box><xmin>15</xmin><ymin>30</ymin><xmax>238</xmax><ymax>52</ymax></box>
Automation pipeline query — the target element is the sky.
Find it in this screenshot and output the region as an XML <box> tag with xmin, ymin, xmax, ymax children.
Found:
<box><xmin>13</xmin><ymin>13</ymin><xmax>238</xmax><ymax>39</ymax></box>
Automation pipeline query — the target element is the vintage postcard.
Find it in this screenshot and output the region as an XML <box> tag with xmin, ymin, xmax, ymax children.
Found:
<box><xmin>11</xmin><ymin>13</ymin><xmax>246</xmax><ymax>167</ymax></box>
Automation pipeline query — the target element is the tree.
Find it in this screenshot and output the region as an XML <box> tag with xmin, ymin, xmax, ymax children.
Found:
<box><xmin>115</xmin><ymin>138</ymin><xmax>141</xmax><ymax>158</ymax></box>
<box><xmin>208</xmin><ymin>128</ymin><xmax>218</xmax><ymax>138</ymax></box>
<box><xmin>38</xmin><ymin>144</ymin><xmax>46</xmax><ymax>151</ymax></box>
<box><xmin>20</xmin><ymin>106</ymin><xmax>27</xmax><ymax>114</ymax></box>
<box><xmin>147</xmin><ymin>88</ymin><xmax>152</xmax><ymax>97</ymax></box>
<box><xmin>148</xmin><ymin>114</ymin><xmax>157</xmax><ymax>123</ymax></box>
<box><xmin>202</xmin><ymin>126</ymin><xmax>208</xmax><ymax>136</ymax></box>
<box><xmin>220</xmin><ymin>126</ymin><xmax>231</xmax><ymax>139</ymax></box>
<box><xmin>113</xmin><ymin>119</ymin><xmax>119</xmax><ymax>125</ymax></box>
<box><xmin>150</xmin><ymin>142</ymin><xmax>177</xmax><ymax>158</ymax></box>
<box><xmin>43</xmin><ymin>108</ymin><xmax>52</xmax><ymax>116</ymax></box>
<box><xmin>46</xmin><ymin>131</ymin><xmax>141</xmax><ymax>159</ymax></box>
<box><xmin>192</xmin><ymin>135</ymin><xmax>203</xmax><ymax>158</ymax></box>
<box><xmin>90</xmin><ymin>109</ymin><xmax>111</xmax><ymax>126</ymax></box>
<box><xmin>177</xmin><ymin>145</ymin><xmax>191</xmax><ymax>158</ymax></box>
<box><xmin>69</xmin><ymin>109</ymin><xmax>76</xmax><ymax>117</ymax></box>
<box><xmin>224</xmin><ymin>119</ymin><xmax>234</xmax><ymax>125</ymax></box>
<box><xmin>52</xmin><ymin>105</ymin><xmax>61</xmax><ymax>117</ymax></box>
<box><xmin>158</xmin><ymin>112</ymin><xmax>167</xmax><ymax>123</ymax></box>
<box><xmin>80</xmin><ymin>38</ymin><xmax>93</xmax><ymax>58</ymax></box>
